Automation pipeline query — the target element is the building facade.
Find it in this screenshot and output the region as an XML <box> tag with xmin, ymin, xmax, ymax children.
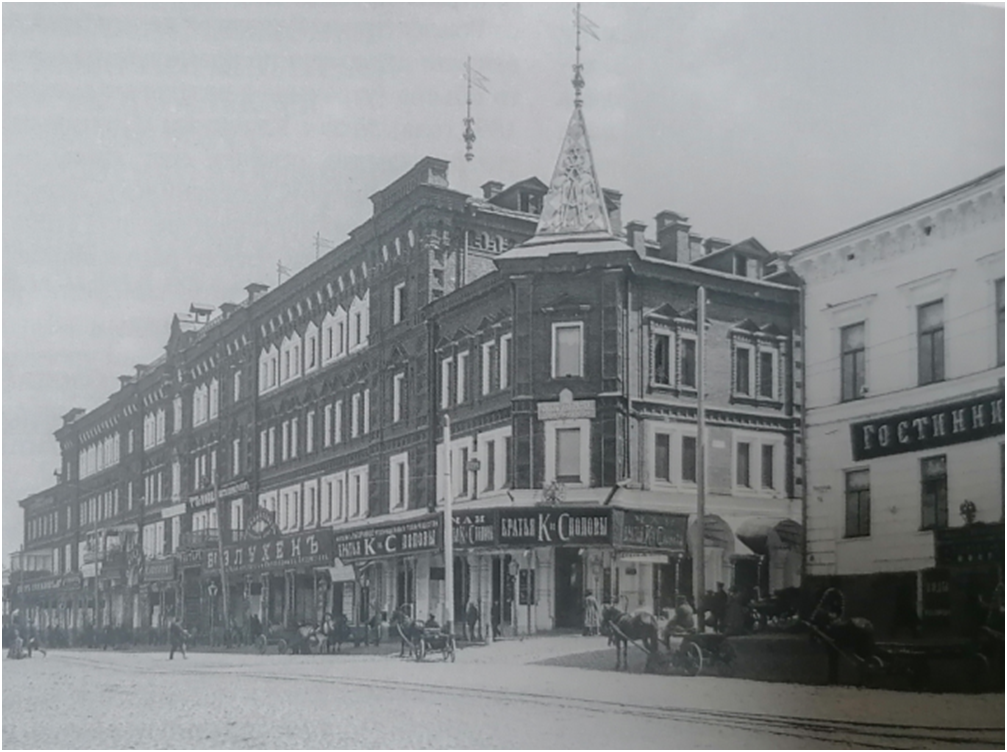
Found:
<box><xmin>10</xmin><ymin>103</ymin><xmax>804</xmax><ymax>640</ymax></box>
<box><xmin>791</xmin><ymin>167</ymin><xmax>1005</xmax><ymax>638</ymax></box>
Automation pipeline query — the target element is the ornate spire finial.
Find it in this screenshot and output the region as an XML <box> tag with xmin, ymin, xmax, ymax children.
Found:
<box><xmin>572</xmin><ymin>3</ymin><xmax>599</xmax><ymax>107</ymax></box>
<box><xmin>462</xmin><ymin>56</ymin><xmax>489</xmax><ymax>162</ymax></box>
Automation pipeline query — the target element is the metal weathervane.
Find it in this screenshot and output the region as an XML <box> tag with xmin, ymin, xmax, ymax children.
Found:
<box><xmin>572</xmin><ymin>3</ymin><xmax>600</xmax><ymax>107</ymax></box>
<box><xmin>462</xmin><ymin>56</ymin><xmax>489</xmax><ymax>162</ymax></box>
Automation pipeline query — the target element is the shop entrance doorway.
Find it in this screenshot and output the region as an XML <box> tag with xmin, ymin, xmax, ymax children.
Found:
<box><xmin>555</xmin><ymin>548</ymin><xmax>584</xmax><ymax>629</ymax></box>
<box><xmin>491</xmin><ymin>555</ymin><xmax>514</xmax><ymax>637</ymax></box>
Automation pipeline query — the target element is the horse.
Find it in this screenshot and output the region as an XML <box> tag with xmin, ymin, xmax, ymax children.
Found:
<box><xmin>807</xmin><ymin>587</ymin><xmax>877</xmax><ymax>670</ymax></box>
<box><xmin>389</xmin><ymin>605</ymin><xmax>424</xmax><ymax>659</ymax></box>
<box><xmin>321</xmin><ymin>613</ymin><xmax>354</xmax><ymax>654</ymax></box>
<box><xmin>600</xmin><ymin>604</ymin><xmax>660</xmax><ymax>671</ymax></box>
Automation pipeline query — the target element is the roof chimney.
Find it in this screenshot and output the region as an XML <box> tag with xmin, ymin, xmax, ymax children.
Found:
<box><xmin>655</xmin><ymin>210</ymin><xmax>690</xmax><ymax>263</ymax></box>
<box><xmin>625</xmin><ymin>220</ymin><xmax>647</xmax><ymax>255</ymax></box>
<box><xmin>245</xmin><ymin>283</ymin><xmax>269</xmax><ymax>304</ymax></box>
<box><xmin>603</xmin><ymin>188</ymin><xmax>623</xmax><ymax>236</ymax></box>
<box><xmin>481</xmin><ymin>181</ymin><xmax>504</xmax><ymax>199</ymax></box>
<box><xmin>219</xmin><ymin>302</ymin><xmax>239</xmax><ymax>318</ymax></box>
<box><xmin>61</xmin><ymin>407</ymin><xmax>87</xmax><ymax>426</ymax></box>
<box><xmin>702</xmin><ymin>237</ymin><xmax>731</xmax><ymax>258</ymax></box>
<box><xmin>118</xmin><ymin>375</ymin><xmax>134</xmax><ymax>389</ymax></box>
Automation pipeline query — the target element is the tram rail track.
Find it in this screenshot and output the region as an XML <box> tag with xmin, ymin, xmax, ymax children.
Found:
<box><xmin>58</xmin><ymin>652</ymin><xmax>1004</xmax><ymax>749</ymax></box>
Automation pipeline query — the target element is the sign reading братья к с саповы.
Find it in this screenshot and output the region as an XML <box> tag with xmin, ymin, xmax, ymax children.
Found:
<box><xmin>851</xmin><ymin>390</ymin><xmax>1003</xmax><ymax>461</ymax></box>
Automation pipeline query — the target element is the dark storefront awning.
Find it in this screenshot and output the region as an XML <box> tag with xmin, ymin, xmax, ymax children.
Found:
<box><xmin>735</xmin><ymin>517</ymin><xmax>803</xmax><ymax>557</ymax></box>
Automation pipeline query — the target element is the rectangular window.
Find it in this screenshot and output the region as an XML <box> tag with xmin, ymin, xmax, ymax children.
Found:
<box><xmin>441</xmin><ymin>357</ymin><xmax>453</xmax><ymax>409</ymax></box>
<box><xmin>459</xmin><ymin>446</ymin><xmax>470</xmax><ymax>497</ymax></box>
<box><xmin>351</xmin><ymin>393</ymin><xmax>361</xmax><ymax>438</ymax></box>
<box><xmin>456</xmin><ymin>351</ymin><xmax>469</xmax><ymax>404</ymax></box>
<box><xmin>841</xmin><ymin>322</ymin><xmax>866</xmax><ymax>402</ymax></box>
<box><xmin>918</xmin><ymin>300</ymin><xmax>945</xmax><ymax>385</ymax></box>
<box><xmin>504</xmin><ymin>435</ymin><xmax>513</xmax><ymax>488</ymax></box>
<box><xmin>556</xmin><ymin>428</ymin><xmax>581</xmax><ymax>483</ymax></box>
<box><xmin>268</xmin><ymin>426</ymin><xmax>276</xmax><ymax>466</ymax></box>
<box><xmin>485</xmin><ymin>440</ymin><xmax>496</xmax><ymax>491</ymax></box>
<box><xmin>391</xmin><ymin>455</ymin><xmax>408</xmax><ymax>510</ymax></box>
<box><xmin>323</xmin><ymin>404</ymin><xmax>333</xmax><ymax>448</ymax></box>
<box><xmin>499</xmin><ymin>334</ymin><xmax>512</xmax><ymax>390</ymax></box>
<box><xmin>997</xmin><ymin>278</ymin><xmax>1004</xmax><ymax>366</ymax></box>
<box><xmin>845</xmin><ymin>469</ymin><xmax>871</xmax><ymax>538</ymax></box>
<box><xmin>761</xmin><ymin>444</ymin><xmax>775</xmax><ymax>490</ymax></box>
<box><xmin>306</xmin><ymin>411</ymin><xmax>315</xmax><ymax>454</ymax></box>
<box><xmin>681</xmin><ymin>436</ymin><xmax>697</xmax><ymax>483</ymax></box>
<box><xmin>680</xmin><ymin>338</ymin><xmax>696</xmax><ymax>389</ymax></box>
<box><xmin>393</xmin><ymin>373</ymin><xmax>405</xmax><ymax>423</ymax></box>
<box><xmin>736</xmin><ymin>442</ymin><xmax>751</xmax><ymax>488</ymax></box>
<box><xmin>735</xmin><ymin>347</ymin><xmax>751</xmax><ymax>395</ymax></box>
<box><xmin>290</xmin><ymin>416</ymin><xmax>298</xmax><ymax>459</ymax></box>
<box><xmin>334</xmin><ymin>400</ymin><xmax>343</xmax><ymax>444</ymax></box>
<box><xmin>759</xmin><ymin>351</ymin><xmax>775</xmax><ymax>399</ymax></box>
<box><xmin>481</xmin><ymin>341</ymin><xmax>495</xmax><ymax>395</ymax></box>
<box><xmin>232</xmin><ymin>438</ymin><xmax>241</xmax><ymax>476</ymax></box>
<box><xmin>281</xmin><ymin>421</ymin><xmax>290</xmax><ymax>462</ymax></box>
<box><xmin>653</xmin><ymin>333</ymin><xmax>671</xmax><ymax>385</ymax></box>
<box><xmin>654</xmin><ymin>433</ymin><xmax>671</xmax><ymax>481</ymax></box>
<box><xmin>921</xmin><ymin>454</ymin><xmax>948</xmax><ymax>530</ymax></box>
<box><xmin>363</xmin><ymin>388</ymin><xmax>370</xmax><ymax>434</ymax></box>
<box><xmin>393</xmin><ymin>282</ymin><xmax>406</xmax><ymax>324</ymax></box>
<box><xmin>553</xmin><ymin>323</ymin><xmax>583</xmax><ymax>378</ymax></box>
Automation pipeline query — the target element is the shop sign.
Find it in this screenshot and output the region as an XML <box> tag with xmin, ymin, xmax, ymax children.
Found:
<box><xmin>187</xmin><ymin>479</ymin><xmax>251</xmax><ymax>510</ymax></box>
<box><xmin>245</xmin><ymin>506</ymin><xmax>280</xmax><ymax>540</ymax></box>
<box><xmin>174</xmin><ymin>549</ymin><xmax>204</xmax><ymax>569</ymax></box>
<box><xmin>14</xmin><ymin>572</ymin><xmax>83</xmax><ymax>596</ymax></box>
<box><xmin>206</xmin><ymin>529</ymin><xmax>334</xmax><ymax>575</ymax></box>
<box><xmin>333</xmin><ymin>515</ymin><xmax>441</xmax><ymax>563</ymax></box>
<box><xmin>498</xmin><ymin>507</ymin><xmax>612</xmax><ymax>547</ymax></box>
<box><xmin>851</xmin><ymin>391</ymin><xmax>1004</xmax><ymax>461</ymax></box>
<box><xmin>453</xmin><ymin>510</ymin><xmax>498</xmax><ymax>547</ymax></box>
<box><xmin>921</xmin><ymin>568</ymin><xmax>952</xmax><ymax>621</ymax></box>
<box><xmin>144</xmin><ymin>558</ymin><xmax>176</xmax><ymax>582</ymax></box>
<box><xmin>934</xmin><ymin>523</ymin><xmax>1005</xmax><ymax>568</ymax></box>
<box><xmin>614</xmin><ymin>510</ymin><xmax>688</xmax><ymax>553</ymax></box>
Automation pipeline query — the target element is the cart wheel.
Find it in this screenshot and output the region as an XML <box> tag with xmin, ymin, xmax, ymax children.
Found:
<box><xmin>717</xmin><ymin>641</ymin><xmax>737</xmax><ymax>677</ymax></box>
<box><xmin>415</xmin><ymin>638</ymin><xmax>426</xmax><ymax>662</ymax></box>
<box><xmin>255</xmin><ymin>635</ymin><xmax>267</xmax><ymax>655</ymax></box>
<box><xmin>277</xmin><ymin>638</ymin><xmax>289</xmax><ymax>655</ymax></box>
<box><xmin>680</xmin><ymin>642</ymin><xmax>703</xmax><ymax>677</ymax></box>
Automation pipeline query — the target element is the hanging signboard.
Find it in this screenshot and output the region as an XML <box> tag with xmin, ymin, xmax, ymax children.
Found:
<box><xmin>14</xmin><ymin>572</ymin><xmax>84</xmax><ymax>597</ymax></box>
<box><xmin>613</xmin><ymin>510</ymin><xmax>688</xmax><ymax>553</ymax></box>
<box><xmin>143</xmin><ymin>558</ymin><xmax>176</xmax><ymax>582</ymax></box>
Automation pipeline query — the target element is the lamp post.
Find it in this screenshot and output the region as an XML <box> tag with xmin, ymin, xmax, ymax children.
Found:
<box><xmin>442</xmin><ymin>416</ymin><xmax>455</xmax><ymax>636</ymax></box>
<box><xmin>693</xmin><ymin>286</ymin><xmax>707</xmax><ymax>633</ymax></box>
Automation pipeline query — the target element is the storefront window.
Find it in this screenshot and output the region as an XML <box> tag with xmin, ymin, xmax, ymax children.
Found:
<box><xmin>920</xmin><ymin>455</ymin><xmax>948</xmax><ymax>530</ymax></box>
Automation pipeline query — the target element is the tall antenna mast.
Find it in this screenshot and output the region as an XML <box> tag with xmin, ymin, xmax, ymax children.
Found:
<box><xmin>462</xmin><ymin>56</ymin><xmax>489</xmax><ymax>162</ymax></box>
<box><xmin>572</xmin><ymin>3</ymin><xmax>599</xmax><ymax>108</ymax></box>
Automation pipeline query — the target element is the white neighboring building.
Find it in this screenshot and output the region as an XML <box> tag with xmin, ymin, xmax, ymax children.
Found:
<box><xmin>790</xmin><ymin>167</ymin><xmax>1004</xmax><ymax>638</ymax></box>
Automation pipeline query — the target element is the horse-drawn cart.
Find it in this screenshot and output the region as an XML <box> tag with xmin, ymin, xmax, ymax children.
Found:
<box><xmin>255</xmin><ymin>623</ymin><xmax>323</xmax><ymax>655</ymax></box>
<box><xmin>414</xmin><ymin>627</ymin><xmax>456</xmax><ymax>662</ymax></box>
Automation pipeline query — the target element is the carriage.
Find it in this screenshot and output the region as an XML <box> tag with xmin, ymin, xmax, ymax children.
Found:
<box><xmin>255</xmin><ymin>623</ymin><xmax>324</xmax><ymax>655</ymax></box>
<box><xmin>413</xmin><ymin>626</ymin><xmax>456</xmax><ymax>662</ymax></box>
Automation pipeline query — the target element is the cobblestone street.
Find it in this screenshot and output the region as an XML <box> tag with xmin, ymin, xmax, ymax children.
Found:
<box><xmin>3</xmin><ymin>638</ymin><xmax>1003</xmax><ymax>749</ymax></box>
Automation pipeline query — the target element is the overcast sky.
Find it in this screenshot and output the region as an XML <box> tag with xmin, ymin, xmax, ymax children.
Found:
<box><xmin>3</xmin><ymin>3</ymin><xmax>1003</xmax><ymax>561</ymax></box>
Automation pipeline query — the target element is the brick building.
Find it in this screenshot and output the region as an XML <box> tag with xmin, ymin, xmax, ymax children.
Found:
<box><xmin>790</xmin><ymin>167</ymin><xmax>1005</xmax><ymax>639</ymax></box>
<box><xmin>10</xmin><ymin>101</ymin><xmax>803</xmax><ymax>639</ymax></box>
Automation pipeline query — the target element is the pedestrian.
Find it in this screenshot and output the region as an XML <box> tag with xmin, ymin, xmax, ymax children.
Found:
<box><xmin>26</xmin><ymin>619</ymin><xmax>46</xmax><ymax>657</ymax></box>
<box><xmin>724</xmin><ymin>587</ymin><xmax>746</xmax><ymax>635</ymax></box>
<box><xmin>583</xmin><ymin>590</ymin><xmax>600</xmax><ymax>636</ymax></box>
<box><xmin>491</xmin><ymin>600</ymin><xmax>502</xmax><ymax>639</ymax></box>
<box><xmin>168</xmin><ymin>617</ymin><xmax>188</xmax><ymax>660</ymax></box>
<box><xmin>465</xmin><ymin>601</ymin><xmax>480</xmax><ymax>642</ymax></box>
<box><xmin>711</xmin><ymin>582</ymin><xmax>728</xmax><ymax>633</ymax></box>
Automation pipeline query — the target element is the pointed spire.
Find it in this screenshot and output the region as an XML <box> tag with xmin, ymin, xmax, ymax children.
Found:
<box><xmin>535</xmin><ymin>105</ymin><xmax>612</xmax><ymax>237</ymax></box>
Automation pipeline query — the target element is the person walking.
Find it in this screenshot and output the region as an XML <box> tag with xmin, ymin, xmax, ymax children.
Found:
<box><xmin>583</xmin><ymin>590</ymin><xmax>601</xmax><ymax>636</ymax></box>
<box><xmin>710</xmin><ymin>582</ymin><xmax>728</xmax><ymax>633</ymax></box>
<box><xmin>168</xmin><ymin>617</ymin><xmax>188</xmax><ymax>660</ymax></box>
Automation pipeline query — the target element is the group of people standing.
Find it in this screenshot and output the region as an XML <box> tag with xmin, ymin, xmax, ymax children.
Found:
<box><xmin>582</xmin><ymin>582</ymin><xmax>751</xmax><ymax>636</ymax></box>
<box><xmin>3</xmin><ymin>613</ymin><xmax>47</xmax><ymax>659</ymax></box>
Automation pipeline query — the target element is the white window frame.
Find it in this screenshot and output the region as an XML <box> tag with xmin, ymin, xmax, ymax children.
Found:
<box><xmin>393</xmin><ymin>373</ymin><xmax>405</xmax><ymax>423</ymax></box>
<box><xmin>232</xmin><ymin>437</ymin><xmax>242</xmax><ymax>476</ymax></box>
<box><xmin>441</xmin><ymin>356</ymin><xmax>453</xmax><ymax>409</ymax></box>
<box><xmin>347</xmin><ymin>465</ymin><xmax>368</xmax><ymax>520</ymax></box>
<box><xmin>481</xmin><ymin>341</ymin><xmax>495</xmax><ymax>396</ymax></box>
<box><xmin>551</xmin><ymin>322</ymin><xmax>584</xmax><ymax>379</ymax></box>
<box><xmin>290</xmin><ymin>416</ymin><xmax>299</xmax><ymax>459</ymax></box>
<box><xmin>351</xmin><ymin>392</ymin><xmax>361</xmax><ymax>438</ymax></box>
<box><xmin>477</xmin><ymin>426</ymin><xmax>512</xmax><ymax>493</ymax></box>
<box><xmin>499</xmin><ymin>334</ymin><xmax>512</xmax><ymax>390</ymax></box>
<box><xmin>334</xmin><ymin>399</ymin><xmax>343</xmax><ymax>444</ymax></box>
<box><xmin>732</xmin><ymin>341</ymin><xmax>756</xmax><ymax>397</ymax></box>
<box><xmin>456</xmin><ymin>350</ymin><xmax>469</xmax><ymax>404</ymax></box>
<box><xmin>543</xmin><ymin>418</ymin><xmax>590</xmax><ymax>487</ymax></box>
<box><xmin>650</xmin><ymin>326</ymin><xmax>675</xmax><ymax>388</ymax></box>
<box><xmin>756</xmin><ymin>345</ymin><xmax>781</xmax><ymax>401</ymax></box>
<box><xmin>323</xmin><ymin>404</ymin><xmax>333</xmax><ymax>448</ymax></box>
<box><xmin>732</xmin><ymin>431</ymin><xmax>785</xmax><ymax>497</ymax></box>
<box><xmin>389</xmin><ymin>451</ymin><xmax>409</xmax><ymax>511</ymax></box>
<box><xmin>306</xmin><ymin>410</ymin><xmax>315</xmax><ymax>454</ymax></box>
<box><xmin>304</xmin><ymin>322</ymin><xmax>319</xmax><ymax>373</ymax></box>
<box><xmin>393</xmin><ymin>281</ymin><xmax>406</xmax><ymax>325</ymax></box>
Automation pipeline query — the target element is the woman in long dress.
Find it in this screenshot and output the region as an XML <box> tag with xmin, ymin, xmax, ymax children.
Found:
<box><xmin>583</xmin><ymin>590</ymin><xmax>601</xmax><ymax>636</ymax></box>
